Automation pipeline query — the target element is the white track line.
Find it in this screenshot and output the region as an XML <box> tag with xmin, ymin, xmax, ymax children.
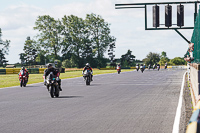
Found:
<box><xmin>172</xmin><ymin>71</ymin><xmax>186</xmax><ymax>133</ymax></box>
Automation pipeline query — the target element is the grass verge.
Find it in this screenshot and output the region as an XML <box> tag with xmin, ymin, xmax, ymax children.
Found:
<box><xmin>0</xmin><ymin>69</ymin><xmax>134</xmax><ymax>88</ymax></box>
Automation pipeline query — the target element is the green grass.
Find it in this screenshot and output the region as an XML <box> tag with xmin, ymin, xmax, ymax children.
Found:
<box><xmin>0</xmin><ymin>69</ymin><xmax>134</xmax><ymax>88</ymax></box>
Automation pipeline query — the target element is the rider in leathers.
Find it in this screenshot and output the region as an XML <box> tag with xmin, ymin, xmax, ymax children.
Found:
<box><xmin>82</xmin><ymin>63</ymin><xmax>93</xmax><ymax>81</ymax></box>
<box><xmin>44</xmin><ymin>63</ymin><xmax>62</xmax><ymax>91</ymax></box>
<box><xmin>18</xmin><ymin>66</ymin><xmax>29</xmax><ymax>82</ymax></box>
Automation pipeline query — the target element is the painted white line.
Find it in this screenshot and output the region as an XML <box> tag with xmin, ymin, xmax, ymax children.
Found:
<box><xmin>172</xmin><ymin>71</ymin><xmax>186</xmax><ymax>133</ymax></box>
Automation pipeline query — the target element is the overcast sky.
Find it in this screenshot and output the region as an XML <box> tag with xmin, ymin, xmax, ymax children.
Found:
<box><xmin>0</xmin><ymin>0</ymin><xmax>197</xmax><ymax>64</ymax></box>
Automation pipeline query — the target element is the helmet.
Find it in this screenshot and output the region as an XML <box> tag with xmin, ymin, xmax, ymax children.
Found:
<box><xmin>47</xmin><ymin>63</ymin><xmax>53</xmax><ymax>68</ymax></box>
<box><xmin>21</xmin><ymin>66</ymin><xmax>25</xmax><ymax>70</ymax></box>
<box><xmin>86</xmin><ymin>63</ymin><xmax>90</xmax><ymax>67</ymax></box>
<box><xmin>118</xmin><ymin>63</ymin><xmax>120</xmax><ymax>65</ymax></box>
<box><xmin>144</xmin><ymin>64</ymin><xmax>145</xmax><ymax>65</ymax></box>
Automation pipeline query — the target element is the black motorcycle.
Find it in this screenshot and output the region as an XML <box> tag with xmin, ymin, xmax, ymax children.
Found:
<box><xmin>148</xmin><ymin>65</ymin><xmax>151</xmax><ymax>70</ymax></box>
<box><xmin>140</xmin><ymin>66</ymin><xmax>144</xmax><ymax>73</ymax></box>
<box><xmin>157</xmin><ymin>66</ymin><xmax>160</xmax><ymax>71</ymax></box>
<box><xmin>83</xmin><ymin>70</ymin><xmax>92</xmax><ymax>85</ymax></box>
<box><xmin>165</xmin><ymin>65</ymin><xmax>167</xmax><ymax>69</ymax></box>
<box><xmin>46</xmin><ymin>72</ymin><xmax>60</xmax><ymax>98</ymax></box>
<box><xmin>136</xmin><ymin>66</ymin><xmax>139</xmax><ymax>71</ymax></box>
<box><xmin>153</xmin><ymin>65</ymin><xmax>156</xmax><ymax>70</ymax></box>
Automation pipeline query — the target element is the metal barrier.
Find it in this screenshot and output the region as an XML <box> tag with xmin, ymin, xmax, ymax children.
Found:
<box><xmin>0</xmin><ymin>68</ymin><xmax>64</xmax><ymax>74</ymax></box>
<box><xmin>186</xmin><ymin>101</ymin><xmax>200</xmax><ymax>133</ymax></box>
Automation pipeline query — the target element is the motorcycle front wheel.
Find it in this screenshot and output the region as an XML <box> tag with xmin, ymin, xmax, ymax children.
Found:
<box><xmin>23</xmin><ymin>80</ymin><xmax>27</xmax><ymax>87</ymax></box>
<box><xmin>50</xmin><ymin>85</ymin><xmax>54</xmax><ymax>98</ymax></box>
<box><xmin>20</xmin><ymin>80</ymin><xmax>23</xmax><ymax>87</ymax></box>
<box><xmin>86</xmin><ymin>76</ymin><xmax>90</xmax><ymax>85</ymax></box>
<box><xmin>55</xmin><ymin>85</ymin><xmax>59</xmax><ymax>98</ymax></box>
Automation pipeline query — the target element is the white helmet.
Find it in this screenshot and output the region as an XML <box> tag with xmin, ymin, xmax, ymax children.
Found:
<box><xmin>86</xmin><ymin>63</ymin><xmax>90</xmax><ymax>66</ymax></box>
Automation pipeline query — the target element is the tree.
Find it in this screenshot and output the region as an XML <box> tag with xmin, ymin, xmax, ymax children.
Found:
<box><xmin>108</xmin><ymin>43</ymin><xmax>116</xmax><ymax>62</ymax></box>
<box><xmin>143</xmin><ymin>52</ymin><xmax>160</xmax><ymax>65</ymax></box>
<box><xmin>170</xmin><ymin>57</ymin><xmax>186</xmax><ymax>65</ymax></box>
<box><xmin>61</xmin><ymin>15</ymin><xmax>89</xmax><ymax>67</ymax></box>
<box><xmin>161</xmin><ymin>51</ymin><xmax>167</xmax><ymax>58</ymax></box>
<box><xmin>120</xmin><ymin>49</ymin><xmax>136</xmax><ymax>67</ymax></box>
<box><xmin>62</xmin><ymin>58</ymin><xmax>77</xmax><ymax>68</ymax></box>
<box><xmin>0</xmin><ymin>28</ymin><xmax>10</xmax><ymax>67</ymax></box>
<box><xmin>23</xmin><ymin>37</ymin><xmax>37</xmax><ymax>66</ymax></box>
<box><xmin>85</xmin><ymin>13</ymin><xmax>116</xmax><ymax>67</ymax></box>
<box><xmin>159</xmin><ymin>51</ymin><xmax>170</xmax><ymax>65</ymax></box>
<box><xmin>34</xmin><ymin>15</ymin><xmax>62</xmax><ymax>60</ymax></box>
<box><xmin>19</xmin><ymin>53</ymin><xmax>26</xmax><ymax>65</ymax></box>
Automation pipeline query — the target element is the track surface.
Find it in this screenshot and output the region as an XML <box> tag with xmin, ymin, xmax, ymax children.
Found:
<box><xmin>0</xmin><ymin>69</ymin><xmax>185</xmax><ymax>133</ymax></box>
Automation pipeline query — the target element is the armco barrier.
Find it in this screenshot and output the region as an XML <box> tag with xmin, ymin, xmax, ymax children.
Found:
<box><xmin>186</xmin><ymin>101</ymin><xmax>200</xmax><ymax>133</ymax></box>
<box><xmin>0</xmin><ymin>68</ymin><xmax>65</xmax><ymax>74</ymax></box>
<box><xmin>39</xmin><ymin>68</ymin><xmax>46</xmax><ymax>74</ymax></box>
<box><xmin>0</xmin><ymin>69</ymin><xmax>6</xmax><ymax>74</ymax></box>
<box><xmin>6</xmin><ymin>69</ymin><xmax>14</xmax><ymax>74</ymax></box>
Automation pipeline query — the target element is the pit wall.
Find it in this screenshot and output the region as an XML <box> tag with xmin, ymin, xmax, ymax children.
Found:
<box><xmin>186</xmin><ymin>64</ymin><xmax>200</xmax><ymax>132</ymax></box>
<box><xmin>189</xmin><ymin>64</ymin><xmax>200</xmax><ymax>106</ymax></box>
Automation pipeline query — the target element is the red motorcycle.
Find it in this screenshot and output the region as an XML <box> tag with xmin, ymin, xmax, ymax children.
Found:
<box><xmin>117</xmin><ymin>66</ymin><xmax>121</xmax><ymax>74</ymax></box>
<box><xmin>19</xmin><ymin>71</ymin><xmax>28</xmax><ymax>87</ymax></box>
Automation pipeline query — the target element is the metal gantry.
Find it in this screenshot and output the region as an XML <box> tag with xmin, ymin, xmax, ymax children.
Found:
<box><xmin>115</xmin><ymin>1</ymin><xmax>200</xmax><ymax>43</ymax></box>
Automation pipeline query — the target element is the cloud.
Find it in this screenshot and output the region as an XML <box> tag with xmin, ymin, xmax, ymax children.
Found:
<box><xmin>0</xmin><ymin>0</ymin><xmax>195</xmax><ymax>63</ymax></box>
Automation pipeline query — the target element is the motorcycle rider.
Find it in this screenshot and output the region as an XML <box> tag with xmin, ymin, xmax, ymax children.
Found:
<box><xmin>157</xmin><ymin>64</ymin><xmax>160</xmax><ymax>70</ymax></box>
<box><xmin>165</xmin><ymin>62</ymin><xmax>167</xmax><ymax>69</ymax></box>
<box><xmin>44</xmin><ymin>63</ymin><xmax>62</xmax><ymax>91</ymax></box>
<box><xmin>117</xmin><ymin>63</ymin><xmax>121</xmax><ymax>71</ymax></box>
<box><xmin>153</xmin><ymin>64</ymin><xmax>156</xmax><ymax>70</ymax></box>
<box><xmin>82</xmin><ymin>63</ymin><xmax>93</xmax><ymax>81</ymax></box>
<box><xmin>144</xmin><ymin>64</ymin><xmax>146</xmax><ymax>70</ymax></box>
<box><xmin>18</xmin><ymin>66</ymin><xmax>29</xmax><ymax>82</ymax></box>
<box><xmin>148</xmin><ymin>64</ymin><xmax>151</xmax><ymax>70</ymax></box>
<box><xmin>136</xmin><ymin>63</ymin><xmax>139</xmax><ymax>71</ymax></box>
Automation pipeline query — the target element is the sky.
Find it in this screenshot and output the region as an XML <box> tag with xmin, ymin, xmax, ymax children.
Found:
<box><xmin>0</xmin><ymin>0</ymin><xmax>197</xmax><ymax>64</ymax></box>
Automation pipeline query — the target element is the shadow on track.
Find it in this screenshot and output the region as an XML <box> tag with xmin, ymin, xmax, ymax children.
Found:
<box><xmin>57</xmin><ymin>96</ymin><xmax>83</xmax><ymax>99</ymax></box>
<box><xmin>86</xmin><ymin>84</ymin><xmax>101</xmax><ymax>87</ymax></box>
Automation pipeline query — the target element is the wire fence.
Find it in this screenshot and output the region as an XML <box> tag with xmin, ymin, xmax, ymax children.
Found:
<box><xmin>191</xmin><ymin>7</ymin><xmax>200</xmax><ymax>63</ymax></box>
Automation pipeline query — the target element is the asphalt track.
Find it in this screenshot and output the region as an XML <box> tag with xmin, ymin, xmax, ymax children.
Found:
<box><xmin>0</xmin><ymin>69</ymin><xmax>186</xmax><ymax>133</ymax></box>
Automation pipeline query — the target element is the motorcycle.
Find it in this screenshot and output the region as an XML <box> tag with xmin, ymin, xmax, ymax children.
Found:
<box><xmin>117</xmin><ymin>66</ymin><xmax>121</xmax><ymax>74</ymax></box>
<box><xmin>148</xmin><ymin>65</ymin><xmax>151</xmax><ymax>70</ymax></box>
<box><xmin>136</xmin><ymin>66</ymin><xmax>139</xmax><ymax>71</ymax></box>
<box><xmin>19</xmin><ymin>71</ymin><xmax>28</xmax><ymax>87</ymax></box>
<box><xmin>153</xmin><ymin>65</ymin><xmax>156</xmax><ymax>70</ymax></box>
<box><xmin>140</xmin><ymin>66</ymin><xmax>144</xmax><ymax>73</ymax></box>
<box><xmin>45</xmin><ymin>72</ymin><xmax>60</xmax><ymax>98</ymax></box>
<box><xmin>165</xmin><ymin>65</ymin><xmax>167</xmax><ymax>69</ymax></box>
<box><xmin>83</xmin><ymin>70</ymin><xmax>92</xmax><ymax>85</ymax></box>
<box><xmin>157</xmin><ymin>66</ymin><xmax>160</xmax><ymax>71</ymax></box>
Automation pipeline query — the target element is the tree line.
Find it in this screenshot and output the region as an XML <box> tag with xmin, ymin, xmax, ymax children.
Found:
<box><xmin>19</xmin><ymin>13</ymin><xmax>116</xmax><ymax>68</ymax></box>
<box><xmin>0</xmin><ymin>13</ymin><xmax>186</xmax><ymax>68</ymax></box>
